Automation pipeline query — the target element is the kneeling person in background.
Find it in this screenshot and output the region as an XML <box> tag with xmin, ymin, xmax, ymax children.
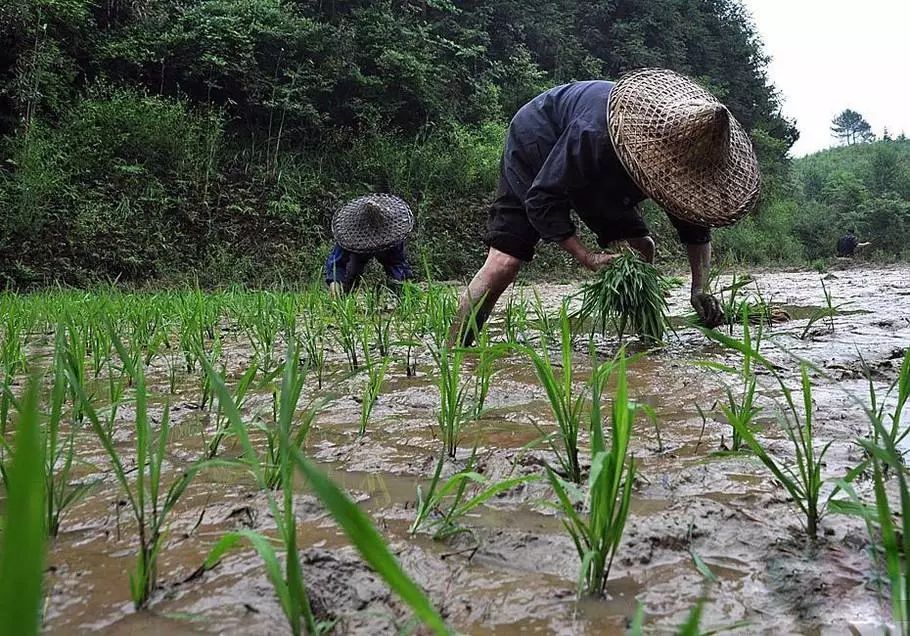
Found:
<box><xmin>325</xmin><ymin>194</ymin><xmax>415</xmax><ymax>294</ymax></box>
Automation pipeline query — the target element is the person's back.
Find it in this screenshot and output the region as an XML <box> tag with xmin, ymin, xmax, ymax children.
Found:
<box><xmin>836</xmin><ymin>231</ymin><xmax>859</xmax><ymax>257</ymax></box>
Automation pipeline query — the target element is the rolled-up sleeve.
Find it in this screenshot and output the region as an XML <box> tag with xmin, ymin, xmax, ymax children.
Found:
<box><xmin>524</xmin><ymin>120</ymin><xmax>603</xmax><ymax>243</ymax></box>
<box><xmin>667</xmin><ymin>213</ymin><xmax>712</xmax><ymax>245</ymax></box>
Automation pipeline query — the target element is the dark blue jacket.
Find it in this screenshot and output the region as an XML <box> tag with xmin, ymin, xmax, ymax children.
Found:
<box><xmin>505</xmin><ymin>80</ymin><xmax>709</xmax><ymax>245</ymax></box>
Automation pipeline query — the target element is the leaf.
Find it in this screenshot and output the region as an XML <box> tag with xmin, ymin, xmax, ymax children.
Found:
<box><xmin>290</xmin><ymin>451</ymin><xmax>449</xmax><ymax>635</ymax></box>
<box><xmin>0</xmin><ymin>377</ymin><xmax>46</xmax><ymax>636</ymax></box>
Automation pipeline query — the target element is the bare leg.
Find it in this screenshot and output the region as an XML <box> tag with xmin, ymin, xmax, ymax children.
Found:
<box><xmin>449</xmin><ymin>248</ymin><xmax>523</xmax><ymax>346</ymax></box>
<box><xmin>625</xmin><ymin>236</ymin><xmax>655</xmax><ymax>263</ymax></box>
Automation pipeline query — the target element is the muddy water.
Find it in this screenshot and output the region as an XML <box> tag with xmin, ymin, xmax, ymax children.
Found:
<box><xmin>29</xmin><ymin>265</ymin><xmax>910</xmax><ymax>634</ymax></box>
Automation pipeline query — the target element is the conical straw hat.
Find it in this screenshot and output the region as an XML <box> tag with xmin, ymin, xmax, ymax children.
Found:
<box><xmin>607</xmin><ymin>68</ymin><xmax>762</xmax><ymax>227</ymax></box>
<box><xmin>332</xmin><ymin>193</ymin><xmax>415</xmax><ymax>253</ymax></box>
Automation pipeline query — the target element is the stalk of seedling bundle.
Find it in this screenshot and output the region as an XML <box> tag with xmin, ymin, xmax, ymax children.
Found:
<box><xmin>547</xmin><ymin>353</ymin><xmax>635</xmax><ymax>597</ymax></box>
<box><xmin>0</xmin><ymin>375</ymin><xmax>46</xmax><ymax>636</ymax></box>
<box><xmin>67</xmin><ymin>329</ymin><xmax>213</xmax><ymax>609</ymax></box>
<box><xmin>575</xmin><ymin>251</ymin><xmax>669</xmax><ymax>344</ymax></box>
<box><xmin>519</xmin><ymin>304</ymin><xmax>585</xmax><ymax>483</ymax></box>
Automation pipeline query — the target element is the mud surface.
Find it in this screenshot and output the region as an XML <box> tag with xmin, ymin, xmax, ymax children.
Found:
<box><xmin>25</xmin><ymin>265</ymin><xmax>910</xmax><ymax>634</ymax></box>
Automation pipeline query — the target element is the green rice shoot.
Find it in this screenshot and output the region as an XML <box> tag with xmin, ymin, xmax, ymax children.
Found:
<box><xmin>576</xmin><ymin>252</ymin><xmax>672</xmax><ymax>344</ymax></box>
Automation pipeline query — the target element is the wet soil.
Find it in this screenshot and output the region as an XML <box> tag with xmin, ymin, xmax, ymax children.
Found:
<box><xmin>27</xmin><ymin>265</ymin><xmax>910</xmax><ymax>634</ymax></box>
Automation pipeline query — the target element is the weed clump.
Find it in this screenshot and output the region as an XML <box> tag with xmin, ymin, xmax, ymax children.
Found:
<box><xmin>575</xmin><ymin>252</ymin><xmax>671</xmax><ymax>344</ymax></box>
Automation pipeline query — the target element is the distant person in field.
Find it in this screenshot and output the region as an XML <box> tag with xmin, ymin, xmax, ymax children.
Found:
<box><xmin>836</xmin><ymin>229</ymin><xmax>870</xmax><ymax>257</ymax></box>
<box><xmin>325</xmin><ymin>194</ymin><xmax>414</xmax><ymax>295</ymax></box>
<box><xmin>451</xmin><ymin>69</ymin><xmax>762</xmax><ymax>343</ymax></box>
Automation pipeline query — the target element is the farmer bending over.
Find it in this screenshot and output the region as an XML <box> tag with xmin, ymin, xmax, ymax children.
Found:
<box><xmin>325</xmin><ymin>194</ymin><xmax>415</xmax><ymax>295</ymax></box>
<box><xmin>836</xmin><ymin>229</ymin><xmax>870</xmax><ymax>258</ymax></box>
<box><xmin>452</xmin><ymin>69</ymin><xmax>762</xmax><ymax>343</ymax></box>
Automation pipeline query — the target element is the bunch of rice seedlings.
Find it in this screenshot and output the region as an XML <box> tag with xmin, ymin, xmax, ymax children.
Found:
<box><xmin>576</xmin><ymin>251</ymin><xmax>670</xmax><ymax>344</ymax></box>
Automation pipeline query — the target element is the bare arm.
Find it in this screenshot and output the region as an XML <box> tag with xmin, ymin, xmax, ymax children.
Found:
<box><xmin>687</xmin><ymin>242</ymin><xmax>724</xmax><ymax>327</ymax></box>
<box><xmin>687</xmin><ymin>242</ymin><xmax>712</xmax><ymax>296</ymax></box>
<box><xmin>559</xmin><ymin>235</ymin><xmax>616</xmax><ymax>271</ymax></box>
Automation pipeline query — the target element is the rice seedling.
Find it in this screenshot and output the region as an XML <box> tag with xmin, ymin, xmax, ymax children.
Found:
<box><xmin>45</xmin><ymin>328</ymin><xmax>95</xmax><ymax>537</ymax></box>
<box><xmin>359</xmin><ymin>355</ymin><xmax>389</xmax><ymax>437</ymax></box>
<box><xmin>0</xmin><ymin>374</ymin><xmax>46</xmax><ymax>636</ymax></box>
<box><xmin>365</xmin><ymin>287</ymin><xmax>394</xmax><ymax>357</ymax></box>
<box><xmin>831</xmin><ymin>410</ymin><xmax>910</xmax><ymax>633</ymax></box>
<box><xmin>201</xmin><ymin>342</ymin><xmax>322</xmax><ymax>634</ymax></box>
<box><xmin>702</xmin><ymin>328</ymin><xmax>838</xmax><ymax>540</ymax></box>
<box><xmin>236</xmin><ymin>292</ymin><xmax>285</xmax><ymax>372</ymax></box>
<box><xmin>202</xmin><ymin>343</ymin><xmax>448</xmax><ymax>635</ymax></box>
<box><xmin>518</xmin><ymin>304</ymin><xmax>585</xmax><ymax>483</ymax></box>
<box><xmin>432</xmin><ymin>344</ymin><xmax>473</xmax><ymax>458</ymax></box>
<box><xmin>425</xmin><ymin>284</ymin><xmax>458</xmax><ymax>350</ymax></box>
<box><xmin>468</xmin><ymin>324</ymin><xmax>506</xmax><ymax>421</ymax></box>
<box><xmin>546</xmin><ymin>353</ymin><xmax>636</xmax><ymax>597</ymax></box>
<box><xmin>530</xmin><ymin>289</ymin><xmax>556</xmax><ymax>342</ymax></box>
<box><xmin>394</xmin><ymin>282</ymin><xmax>426</xmax><ymax>377</ymax></box>
<box><xmin>67</xmin><ymin>330</ymin><xmax>213</xmax><ymax>609</ymax></box>
<box><xmin>206</xmin><ymin>363</ymin><xmax>260</xmax><ymax>459</ymax></box>
<box><xmin>503</xmin><ymin>293</ymin><xmax>530</xmax><ymax>345</ymax></box>
<box><xmin>707</xmin><ymin>309</ymin><xmax>763</xmax><ymax>452</ymax></box>
<box><xmin>574</xmin><ymin>251</ymin><xmax>669</xmax><ymax>344</ymax></box>
<box><xmin>300</xmin><ymin>298</ymin><xmax>328</xmax><ymax>389</ymax></box>
<box><xmin>864</xmin><ymin>346</ymin><xmax>910</xmax><ymax>449</ymax></box>
<box><xmin>411</xmin><ymin>448</ymin><xmax>539</xmax><ymax>540</ymax></box>
<box><xmin>289</xmin><ymin>451</ymin><xmax>450</xmax><ymax>635</ymax></box>
<box><xmin>332</xmin><ymin>293</ymin><xmax>362</xmax><ymax>372</ymax></box>
<box><xmin>800</xmin><ymin>278</ymin><xmax>850</xmax><ymax>340</ymax></box>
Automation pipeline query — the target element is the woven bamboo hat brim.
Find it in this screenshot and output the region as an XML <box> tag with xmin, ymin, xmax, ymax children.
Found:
<box><xmin>607</xmin><ymin>68</ymin><xmax>761</xmax><ymax>227</ymax></box>
<box><xmin>331</xmin><ymin>193</ymin><xmax>415</xmax><ymax>254</ymax></box>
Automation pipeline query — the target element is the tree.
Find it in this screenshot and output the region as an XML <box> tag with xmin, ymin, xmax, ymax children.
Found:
<box><xmin>831</xmin><ymin>109</ymin><xmax>874</xmax><ymax>145</ymax></box>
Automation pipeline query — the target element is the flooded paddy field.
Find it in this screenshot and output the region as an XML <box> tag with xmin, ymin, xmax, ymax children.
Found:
<box><xmin>3</xmin><ymin>265</ymin><xmax>910</xmax><ymax>634</ymax></box>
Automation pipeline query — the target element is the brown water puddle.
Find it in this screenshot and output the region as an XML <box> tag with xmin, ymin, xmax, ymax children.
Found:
<box><xmin>11</xmin><ymin>265</ymin><xmax>910</xmax><ymax>634</ymax></box>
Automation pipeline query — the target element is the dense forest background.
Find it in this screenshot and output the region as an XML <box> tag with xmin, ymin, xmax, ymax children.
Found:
<box><xmin>0</xmin><ymin>0</ymin><xmax>906</xmax><ymax>289</ymax></box>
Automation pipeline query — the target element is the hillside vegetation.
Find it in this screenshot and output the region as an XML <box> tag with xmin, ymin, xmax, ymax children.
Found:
<box><xmin>3</xmin><ymin>0</ymin><xmax>897</xmax><ymax>288</ymax></box>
